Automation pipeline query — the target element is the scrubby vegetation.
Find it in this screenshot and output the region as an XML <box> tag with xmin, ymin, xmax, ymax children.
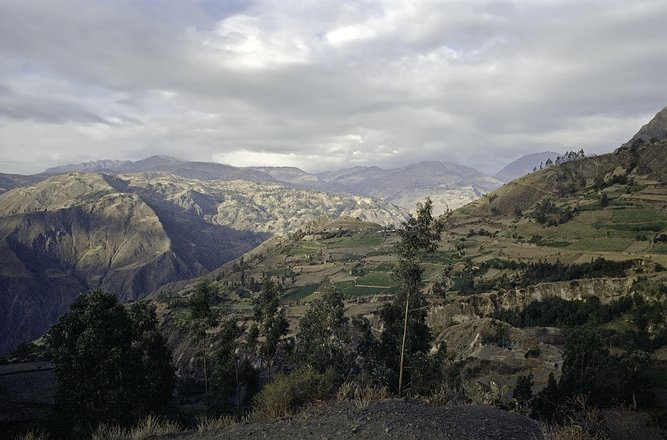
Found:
<box><xmin>453</xmin><ymin>257</ymin><xmax>635</xmax><ymax>295</ymax></box>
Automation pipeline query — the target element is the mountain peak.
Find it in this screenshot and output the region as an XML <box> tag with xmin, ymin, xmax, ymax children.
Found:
<box><xmin>620</xmin><ymin>105</ymin><xmax>667</xmax><ymax>149</ymax></box>
<box><xmin>134</xmin><ymin>155</ymin><xmax>184</xmax><ymax>165</ymax></box>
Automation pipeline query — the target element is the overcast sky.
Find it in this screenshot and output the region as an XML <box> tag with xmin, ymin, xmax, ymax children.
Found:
<box><xmin>0</xmin><ymin>0</ymin><xmax>665</xmax><ymax>175</ymax></box>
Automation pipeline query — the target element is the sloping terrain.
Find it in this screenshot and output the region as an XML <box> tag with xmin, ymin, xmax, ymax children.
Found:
<box><xmin>249</xmin><ymin>161</ymin><xmax>503</xmax><ymax>215</ymax></box>
<box><xmin>314</xmin><ymin>161</ymin><xmax>502</xmax><ymax>214</ymax></box>
<box><xmin>0</xmin><ymin>173</ymin><xmax>406</xmax><ymax>355</ymax></box>
<box><xmin>0</xmin><ymin>173</ymin><xmax>41</xmax><ymax>194</ymax></box>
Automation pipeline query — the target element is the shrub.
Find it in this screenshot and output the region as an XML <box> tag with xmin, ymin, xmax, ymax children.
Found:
<box><xmin>251</xmin><ymin>366</ymin><xmax>336</xmax><ymax>420</ymax></box>
<box><xmin>513</xmin><ymin>373</ymin><xmax>533</xmax><ymax>403</ymax></box>
<box><xmin>91</xmin><ymin>415</ymin><xmax>183</xmax><ymax>440</ymax></box>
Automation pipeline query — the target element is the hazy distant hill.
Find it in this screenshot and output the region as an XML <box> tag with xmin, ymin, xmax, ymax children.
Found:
<box><xmin>253</xmin><ymin>161</ymin><xmax>502</xmax><ymax>215</ymax></box>
<box><xmin>0</xmin><ymin>172</ymin><xmax>406</xmax><ymax>355</ymax></box>
<box><xmin>0</xmin><ymin>173</ymin><xmax>41</xmax><ymax>194</ymax></box>
<box><xmin>247</xmin><ymin>166</ymin><xmax>321</xmax><ymax>186</ymax></box>
<box><xmin>44</xmin><ymin>155</ymin><xmax>277</xmax><ymax>184</ymax></box>
<box><xmin>494</xmin><ymin>151</ymin><xmax>560</xmax><ymax>182</ymax></box>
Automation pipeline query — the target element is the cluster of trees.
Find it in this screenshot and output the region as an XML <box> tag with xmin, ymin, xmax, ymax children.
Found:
<box><xmin>530</xmin><ymin>327</ymin><xmax>654</xmax><ymax>421</ymax></box>
<box><xmin>161</xmin><ymin>198</ymin><xmax>454</xmax><ymax>422</ymax></box>
<box><xmin>494</xmin><ymin>296</ymin><xmax>635</xmax><ymax>328</ymax></box>
<box><xmin>452</xmin><ymin>257</ymin><xmax>634</xmax><ymax>295</ymax></box>
<box><xmin>530</xmin><ymin>198</ymin><xmax>577</xmax><ymax>226</ymax></box>
<box><xmin>46</xmin><ymin>290</ymin><xmax>175</xmax><ymax>438</ymax></box>
<box><xmin>532</xmin><ymin>150</ymin><xmax>586</xmax><ymax>172</ymax></box>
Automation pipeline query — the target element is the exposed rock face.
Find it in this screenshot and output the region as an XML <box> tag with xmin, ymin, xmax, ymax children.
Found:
<box><xmin>0</xmin><ymin>172</ymin><xmax>406</xmax><ymax>355</ymax></box>
<box><xmin>434</xmin><ymin>318</ymin><xmax>564</xmax><ymax>393</ymax></box>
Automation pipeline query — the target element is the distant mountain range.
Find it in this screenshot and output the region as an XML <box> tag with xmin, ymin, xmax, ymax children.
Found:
<box><xmin>39</xmin><ymin>156</ymin><xmax>507</xmax><ymax>214</ymax></box>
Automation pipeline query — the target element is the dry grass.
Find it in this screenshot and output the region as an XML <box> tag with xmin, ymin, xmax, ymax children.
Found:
<box><xmin>196</xmin><ymin>415</ymin><xmax>237</xmax><ymax>433</ymax></box>
<box><xmin>91</xmin><ymin>415</ymin><xmax>183</xmax><ymax>440</ymax></box>
<box><xmin>14</xmin><ymin>432</ymin><xmax>48</xmax><ymax>440</ymax></box>
<box><xmin>336</xmin><ymin>381</ymin><xmax>389</xmax><ymax>408</ymax></box>
<box><xmin>539</xmin><ymin>424</ymin><xmax>607</xmax><ymax>440</ymax></box>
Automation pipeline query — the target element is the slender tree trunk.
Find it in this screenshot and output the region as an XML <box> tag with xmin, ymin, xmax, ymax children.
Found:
<box><xmin>235</xmin><ymin>357</ymin><xmax>240</xmax><ymax>413</ymax></box>
<box><xmin>203</xmin><ymin>348</ymin><xmax>209</xmax><ymax>397</ymax></box>
<box><xmin>398</xmin><ymin>289</ymin><xmax>411</xmax><ymax>398</ymax></box>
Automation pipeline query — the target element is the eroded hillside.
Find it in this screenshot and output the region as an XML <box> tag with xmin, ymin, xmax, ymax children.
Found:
<box><xmin>0</xmin><ymin>172</ymin><xmax>406</xmax><ymax>355</ymax></box>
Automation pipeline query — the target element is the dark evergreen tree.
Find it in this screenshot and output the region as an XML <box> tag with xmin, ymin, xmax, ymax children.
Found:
<box><xmin>253</xmin><ymin>278</ymin><xmax>289</xmax><ymax>379</ymax></box>
<box><xmin>189</xmin><ymin>280</ymin><xmax>219</xmax><ymax>398</ymax></box>
<box><xmin>48</xmin><ymin>289</ymin><xmax>174</xmax><ymax>437</ymax></box>
<box><xmin>380</xmin><ymin>198</ymin><xmax>443</xmax><ymax>396</ymax></box>
<box><xmin>512</xmin><ymin>373</ymin><xmax>533</xmax><ymax>404</ymax></box>
<box><xmin>531</xmin><ymin>372</ymin><xmax>559</xmax><ymax>420</ymax></box>
<box><xmin>294</xmin><ymin>283</ymin><xmax>350</xmax><ymax>374</ymax></box>
<box><xmin>209</xmin><ymin>319</ymin><xmax>258</xmax><ymax>414</ymax></box>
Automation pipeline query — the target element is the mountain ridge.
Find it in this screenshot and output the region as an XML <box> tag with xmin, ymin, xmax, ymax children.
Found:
<box><xmin>34</xmin><ymin>157</ymin><xmax>507</xmax><ymax>215</ymax></box>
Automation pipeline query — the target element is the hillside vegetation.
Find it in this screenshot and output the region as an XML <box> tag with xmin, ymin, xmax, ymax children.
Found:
<box><xmin>143</xmin><ymin>130</ymin><xmax>667</xmax><ymax>439</ymax></box>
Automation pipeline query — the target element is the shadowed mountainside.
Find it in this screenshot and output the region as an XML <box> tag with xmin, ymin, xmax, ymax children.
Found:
<box><xmin>0</xmin><ymin>172</ymin><xmax>406</xmax><ymax>355</ymax></box>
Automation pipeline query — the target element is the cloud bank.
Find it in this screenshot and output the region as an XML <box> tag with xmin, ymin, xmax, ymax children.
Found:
<box><xmin>0</xmin><ymin>0</ymin><xmax>665</xmax><ymax>175</ymax></box>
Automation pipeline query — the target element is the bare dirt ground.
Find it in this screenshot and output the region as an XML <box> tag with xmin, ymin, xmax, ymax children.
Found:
<box><xmin>171</xmin><ymin>399</ymin><xmax>542</xmax><ymax>440</ymax></box>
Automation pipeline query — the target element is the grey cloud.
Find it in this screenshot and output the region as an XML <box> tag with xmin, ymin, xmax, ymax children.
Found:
<box><xmin>0</xmin><ymin>0</ymin><xmax>665</xmax><ymax>175</ymax></box>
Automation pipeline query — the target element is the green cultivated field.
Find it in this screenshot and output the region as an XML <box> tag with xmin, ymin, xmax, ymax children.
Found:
<box><xmin>355</xmin><ymin>271</ymin><xmax>395</xmax><ymax>287</ymax></box>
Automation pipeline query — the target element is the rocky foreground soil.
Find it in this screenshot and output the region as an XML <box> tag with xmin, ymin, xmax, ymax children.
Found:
<box><xmin>172</xmin><ymin>400</ymin><xmax>542</xmax><ymax>440</ymax></box>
